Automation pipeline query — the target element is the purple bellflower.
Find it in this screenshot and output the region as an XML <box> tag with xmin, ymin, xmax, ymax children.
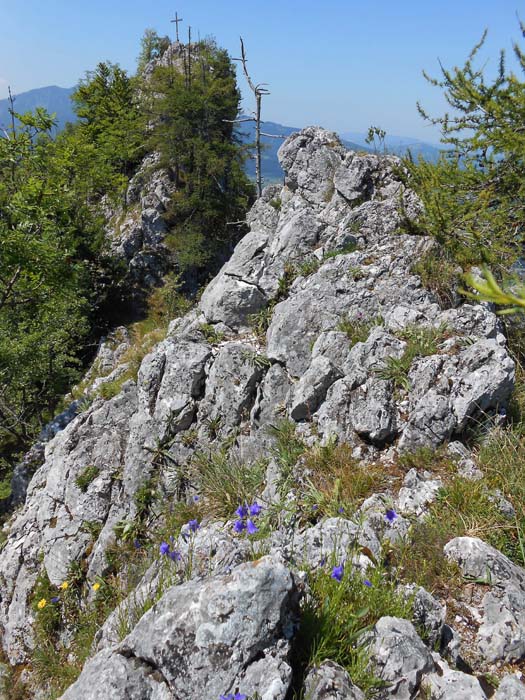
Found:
<box><xmin>249</xmin><ymin>502</ymin><xmax>263</xmax><ymax>516</ymax></box>
<box><xmin>246</xmin><ymin>519</ymin><xmax>259</xmax><ymax>535</ymax></box>
<box><xmin>188</xmin><ymin>519</ymin><xmax>200</xmax><ymax>533</ymax></box>
<box><xmin>235</xmin><ymin>504</ymin><xmax>248</xmax><ymax>519</ymax></box>
<box><xmin>233</xmin><ymin>519</ymin><xmax>246</xmax><ymax>533</ymax></box>
<box><xmin>385</xmin><ymin>508</ymin><xmax>398</xmax><ymax>524</ymax></box>
<box><xmin>331</xmin><ymin>564</ymin><xmax>344</xmax><ymax>582</ymax></box>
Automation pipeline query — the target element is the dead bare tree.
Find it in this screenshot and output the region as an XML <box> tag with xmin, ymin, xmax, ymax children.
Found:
<box><xmin>231</xmin><ymin>37</ymin><xmax>284</xmax><ymax>197</ymax></box>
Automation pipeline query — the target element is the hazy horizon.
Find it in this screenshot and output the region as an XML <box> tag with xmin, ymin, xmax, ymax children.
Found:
<box><xmin>1</xmin><ymin>0</ymin><xmax>522</xmax><ymax>141</ymax></box>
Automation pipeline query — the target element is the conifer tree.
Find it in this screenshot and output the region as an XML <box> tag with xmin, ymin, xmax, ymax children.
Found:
<box><xmin>406</xmin><ymin>24</ymin><xmax>525</xmax><ymax>283</ymax></box>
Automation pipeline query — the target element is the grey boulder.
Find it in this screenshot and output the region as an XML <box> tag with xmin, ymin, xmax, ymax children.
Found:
<box><xmin>61</xmin><ymin>556</ymin><xmax>296</xmax><ymax>700</ymax></box>
<box><xmin>303</xmin><ymin>661</ymin><xmax>365</xmax><ymax>699</ymax></box>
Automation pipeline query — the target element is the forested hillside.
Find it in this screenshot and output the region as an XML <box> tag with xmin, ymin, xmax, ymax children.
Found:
<box><xmin>0</xmin><ymin>32</ymin><xmax>253</xmax><ymax>491</ymax></box>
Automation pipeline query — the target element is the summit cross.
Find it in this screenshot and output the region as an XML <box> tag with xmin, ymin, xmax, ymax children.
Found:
<box><xmin>170</xmin><ymin>12</ymin><xmax>183</xmax><ymax>42</ymax></box>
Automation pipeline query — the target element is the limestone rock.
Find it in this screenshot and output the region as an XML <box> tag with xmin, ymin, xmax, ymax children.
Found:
<box><xmin>420</xmin><ymin>655</ymin><xmax>487</xmax><ymax>699</ymax></box>
<box><xmin>396</xmin><ymin>469</ymin><xmax>442</xmax><ymax>517</ymax></box>
<box><xmin>303</xmin><ymin>661</ymin><xmax>365</xmax><ymax>700</ymax></box>
<box><xmin>444</xmin><ymin>537</ymin><xmax>525</xmax><ymax>590</ymax></box>
<box><xmin>289</xmin><ymin>356</ymin><xmax>342</xmax><ymax>421</ymax></box>
<box><xmin>409</xmin><ymin>585</ymin><xmax>447</xmax><ymax>648</ymax></box>
<box><xmin>367</xmin><ymin>616</ymin><xmax>434</xmax><ymax>699</ymax></box>
<box><xmin>494</xmin><ymin>676</ymin><xmax>525</xmax><ymax>699</ymax></box>
<box><xmin>477</xmin><ymin>587</ymin><xmax>525</xmax><ymax>663</ymax></box>
<box><xmin>61</xmin><ymin>557</ymin><xmax>296</xmax><ymax>700</ymax></box>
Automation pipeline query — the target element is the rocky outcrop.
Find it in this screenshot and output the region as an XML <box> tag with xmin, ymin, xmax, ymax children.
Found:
<box><xmin>0</xmin><ymin>127</ymin><xmax>518</xmax><ymax>695</ymax></box>
<box><xmin>445</xmin><ymin>537</ymin><xmax>525</xmax><ymax>663</ymax></box>
<box><xmin>304</xmin><ymin>661</ymin><xmax>365</xmax><ymax>700</ymax></box>
<box><xmin>104</xmin><ymin>152</ymin><xmax>175</xmax><ymax>293</ymax></box>
<box><xmin>61</xmin><ymin>556</ymin><xmax>296</xmax><ymax>700</ymax></box>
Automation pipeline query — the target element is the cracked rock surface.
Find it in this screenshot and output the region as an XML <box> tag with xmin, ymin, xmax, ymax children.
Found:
<box><xmin>0</xmin><ymin>126</ymin><xmax>520</xmax><ymax>695</ymax></box>
<box><xmin>60</xmin><ymin>556</ymin><xmax>296</xmax><ymax>700</ymax></box>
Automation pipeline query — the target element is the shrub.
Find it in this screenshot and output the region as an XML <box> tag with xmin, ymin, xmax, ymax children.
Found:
<box><xmin>189</xmin><ymin>448</ymin><xmax>266</xmax><ymax>519</ymax></box>
<box><xmin>302</xmin><ymin>440</ymin><xmax>389</xmax><ymax>519</ymax></box>
<box><xmin>337</xmin><ymin>315</ymin><xmax>383</xmax><ymax>345</ymax></box>
<box><xmin>293</xmin><ymin>561</ymin><xmax>412</xmax><ymax>695</ymax></box>
<box><xmin>75</xmin><ymin>465</ymin><xmax>99</xmax><ymax>492</ymax></box>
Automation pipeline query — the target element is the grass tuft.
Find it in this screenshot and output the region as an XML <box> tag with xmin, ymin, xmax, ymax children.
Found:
<box><xmin>292</xmin><ymin>561</ymin><xmax>412</xmax><ymax>697</ymax></box>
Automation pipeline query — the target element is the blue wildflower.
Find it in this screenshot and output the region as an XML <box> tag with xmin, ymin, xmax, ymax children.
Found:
<box><xmin>188</xmin><ymin>519</ymin><xmax>200</xmax><ymax>533</ymax></box>
<box><xmin>364</xmin><ymin>579</ymin><xmax>372</xmax><ymax>588</ymax></box>
<box><xmin>312</xmin><ymin>504</ymin><xmax>318</xmax><ymax>511</ymax></box>
<box><xmin>385</xmin><ymin>508</ymin><xmax>398</xmax><ymax>524</ymax></box>
<box><xmin>133</xmin><ymin>539</ymin><xmax>141</xmax><ymax>549</ymax></box>
<box><xmin>320</xmin><ymin>556</ymin><xmax>326</xmax><ymax>567</ymax></box>
<box><xmin>159</xmin><ymin>541</ymin><xmax>170</xmax><ymax>556</ymax></box>
<box><xmin>249</xmin><ymin>502</ymin><xmax>262</xmax><ymax>516</ymax></box>
<box><xmin>169</xmin><ymin>550</ymin><xmax>182</xmax><ymax>562</ymax></box>
<box><xmin>235</xmin><ymin>504</ymin><xmax>248</xmax><ymax>518</ymax></box>
<box><xmin>50</xmin><ymin>596</ymin><xmax>60</xmax><ymax>604</ymax></box>
<box><xmin>246</xmin><ymin>519</ymin><xmax>259</xmax><ymax>535</ymax></box>
<box><xmin>233</xmin><ymin>519</ymin><xmax>246</xmax><ymax>533</ymax></box>
<box><xmin>338</xmin><ymin>506</ymin><xmax>344</xmax><ymax>514</ymax></box>
<box><xmin>193</xmin><ymin>495</ymin><xmax>200</xmax><ymax>502</ymax></box>
<box><xmin>331</xmin><ymin>564</ymin><xmax>344</xmax><ymax>582</ymax></box>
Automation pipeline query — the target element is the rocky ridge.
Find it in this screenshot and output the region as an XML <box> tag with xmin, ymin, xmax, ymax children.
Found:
<box><xmin>0</xmin><ymin>127</ymin><xmax>523</xmax><ymax>698</ymax></box>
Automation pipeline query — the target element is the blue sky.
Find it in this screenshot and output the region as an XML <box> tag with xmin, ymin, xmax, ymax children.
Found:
<box><xmin>0</xmin><ymin>0</ymin><xmax>522</xmax><ymax>140</ymax></box>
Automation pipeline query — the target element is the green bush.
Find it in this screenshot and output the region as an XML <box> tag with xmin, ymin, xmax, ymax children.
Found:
<box><xmin>75</xmin><ymin>465</ymin><xmax>99</xmax><ymax>492</ymax></box>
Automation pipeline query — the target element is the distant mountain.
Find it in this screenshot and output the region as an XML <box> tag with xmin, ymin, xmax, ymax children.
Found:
<box><xmin>341</xmin><ymin>131</ymin><xmax>445</xmax><ymax>162</ymax></box>
<box><xmin>0</xmin><ymin>85</ymin><xmax>76</xmax><ymax>133</ymax></box>
<box><xmin>0</xmin><ymin>86</ymin><xmax>445</xmax><ymax>179</ymax></box>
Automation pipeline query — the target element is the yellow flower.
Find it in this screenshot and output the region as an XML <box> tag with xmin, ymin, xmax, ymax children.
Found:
<box><xmin>37</xmin><ymin>599</ymin><xmax>47</xmax><ymax>609</ymax></box>
<box><xmin>60</xmin><ymin>581</ymin><xmax>69</xmax><ymax>590</ymax></box>
<box><xmin>92</xmin><ymin>582</ymin><xmax>101</xmax><ymax>592</ymax></box>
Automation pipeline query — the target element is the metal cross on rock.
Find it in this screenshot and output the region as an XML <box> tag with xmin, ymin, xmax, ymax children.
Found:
<box><xmin>171</xmin><ymin>12</ymin><xmax>183</xmax><ymax>42</ymax></box>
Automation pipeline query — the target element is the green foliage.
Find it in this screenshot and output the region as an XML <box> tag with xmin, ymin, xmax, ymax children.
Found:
<box><xmin>390</xmin><ymin>516</ymin><xmax>463</xmax><ymax>596</ymax></box>
<box><xmin>322</xmin><ymin>241</ymin><xmax>359</xmax><ymax>259</ymax></box>
<box><xmin>268</xmin><ymin>419</ymin><xmax>306</xmax><ymax>494</ymax></box>
<box><xmin>298</xmin><ymin>257</ymin><xmax>321</xmax><ymax>277</ymax></box>
<box><xmin>463</xmin><ymin>267</ymin><xmax>525</xmax><ymax>314</ymax></box>
<box><xmin>477</xmin><ymin>428</ymin><xmax>525</xmax><ymax>565</ymax></box>
<box><xmin>337</xmin><ymin>315</ymin><xmax>383</xmax><ymax>345</ymax></box>
<box><xmin>397</xmin><ymin>445</ymin><xmax>456</xmax><ymax>477</ymax></box>
<box><xmin>75</xmin><ymin>465</ymin><xmax>99</xmax><ymax>492</ymax></box>
<box><xmin>249</xmin><ymin>306</ymin><xmax>274</xmax><ymax>343</ymax></box>
<box><xmin>301</xmin><ymin>440</ymin><xmax>389</xmax><ymax>520</ymax></box>
<box><xmin>199</xmin><ymin>323</ymin><xmax>225</xmax><ymax>344</ymax></box>
<box><xmin>405</xmin><ymin>25</ymin><xmax>525</xmax><ymax>303</ymax></box>
<box><xmin>189</xmin><ymin>447</ymin><xmax>266</xmax><ymax>518</ymax></box>
<box><xmin>242</xmin><ymin>350</ymin><xmax>272</xmax><ymax>370</ymax></box>
<box><xmin>365</xmin><ymin>125</ymin><xmax>386</xmax><ymax>153</ymax></box>
<box><xmin>72</xmin><ymin>61</ymin><xmax>145</xmax><ymax>179</ymax></box>
<box><xmin>137</xmin><ymin>29</ymin><xmax>170</xmax><ymax>73</ymax></box>
<box><xmin>30</xmin><ymin>565</ymin><xmax>124</xmax><ymax>698</ymax></box>
<box><xmin>95</xmin><ymin>276</ymin><xmax>191</xmax><ymax>402</ymax></box>
<box><xmin>0</xmin><ymin>109</ymin><xmax>92</xmax><ymax>456</ymax></box>
<box><xmin>375</xmin><ymin>324</ymin><xmax>449</xmax><ymax>390</ymax></box>
<box><xmin>145</xmin><ymin>38</ymin><xmax>254</xmax><ymax>275</ymax></box>
<box><xmin>294</xmin><ymin>563</ymin><xmax>411</xmax><ymax>696</ymax></box>
<box><xmin>411</xmin><ymin>247</ymin><xmax>460</xmax><ymax>308</ymax></box>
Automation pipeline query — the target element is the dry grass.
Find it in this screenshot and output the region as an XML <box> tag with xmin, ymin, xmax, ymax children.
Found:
<box><xmin>302</xmin><ymin>440</ymin><xmax>389</xmax><ymax>518</ymax></box>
